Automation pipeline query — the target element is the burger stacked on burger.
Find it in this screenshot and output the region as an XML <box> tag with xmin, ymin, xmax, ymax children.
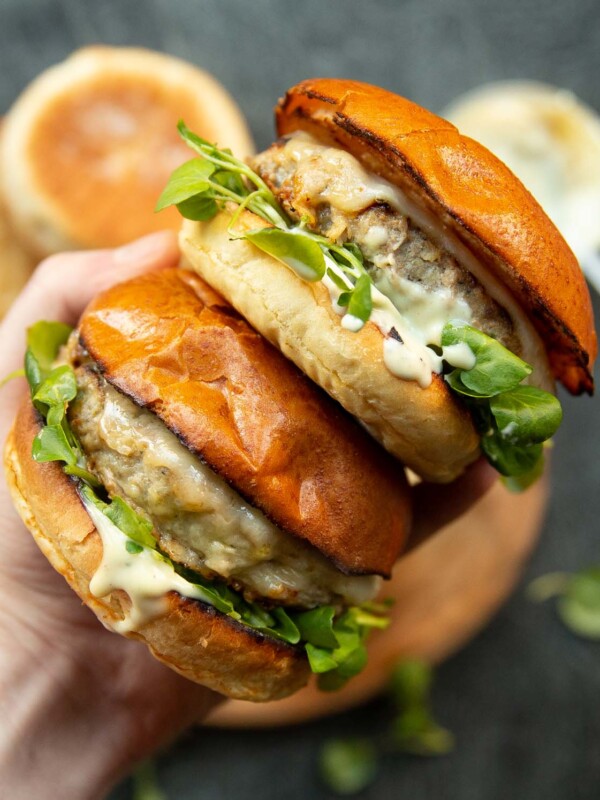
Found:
<box><xmin>175</xmin><ymin>79</ymin><xmax>595</xmax><ymax>486</ymax></box>
<box><xmin>6</xmin><ymin>79</ymin><xmax>596</xmax><ymax>703</ymax></box>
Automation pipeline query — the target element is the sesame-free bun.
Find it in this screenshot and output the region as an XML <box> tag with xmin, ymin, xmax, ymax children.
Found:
<box><xmin>78</xmin><ymin>268</ymin><xmax>410</xmax><ymax>576</ymax></box>
<box><xmin>0</xmin><ymin>47</ymin><xmax>254</xmax><ymax>257</ymax></box>
<box><xmin>4</xmin><ymin>399</ymin><xmax>309</xmax><ymax>702</ymax></box>
<box><xmin>277</xmin><ymin>79</ymin><xmax>596</xmax><ymax>395</ymax></box>
<box><xmin>181</xmin><ymin>212</ymin><xmax>480</xmax><ymax>483</ymax></box>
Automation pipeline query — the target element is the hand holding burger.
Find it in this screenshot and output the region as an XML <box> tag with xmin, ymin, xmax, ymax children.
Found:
<box><xmin>0</xmin><ymin>234</ymin><xmax>494</xmax><ymax>797</ymax></box>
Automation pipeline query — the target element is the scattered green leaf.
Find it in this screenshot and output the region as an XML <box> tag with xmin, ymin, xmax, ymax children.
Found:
<box><xmin>319</xmin><ymin>739</ymin><xmax>378</xmax><ymax>795</ymax></box>
<box><xmin>388</xmin><ymin>660</ymin><xmax>454</xmax><ymax>756</ymax></box>
<box><xmin>132</xmin><ymin>760</ymin><xmax>167</xmax><ymax>800</ymax></box>
<box><xmin>529</xmin><ymin>566</ymin><xmax>600</xmax><ymax>640</ymax></box>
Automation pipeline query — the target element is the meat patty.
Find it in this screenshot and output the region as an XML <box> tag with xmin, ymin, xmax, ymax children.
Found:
<box><xmin>67</xmin><ymin>352</ymin><xmax>380</xmax><ymax>610</ymax></box>
<box><xmin>252</xmin><ymin>133</ymin><xmax>521</xmax><ymax>355</ymax></box>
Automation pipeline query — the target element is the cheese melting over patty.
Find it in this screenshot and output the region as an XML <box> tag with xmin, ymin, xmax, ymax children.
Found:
<box><xmin>68</xmin><ymin>362</ymin><xmax>380</xmax><ymax>609</ymax></box>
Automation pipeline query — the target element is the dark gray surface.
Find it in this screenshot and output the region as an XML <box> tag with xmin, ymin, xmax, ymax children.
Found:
<box><xmin>1</xmin><ymin>1</ymin><xmax>598</xmax><ymax>798</ymax></box>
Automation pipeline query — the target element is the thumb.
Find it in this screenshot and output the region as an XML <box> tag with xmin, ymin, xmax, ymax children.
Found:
<box><xmin>0</xmin><ymin>230</ymin><xmax>179</xmax><ymax>442</ymax></box>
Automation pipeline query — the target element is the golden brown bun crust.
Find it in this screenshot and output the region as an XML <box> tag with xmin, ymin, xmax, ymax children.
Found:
<box><xmin>78</xmin><ymin>268</ymin><xmax>410</xmax><ymax>576</ymax></box>
<box><xmin>180</xmin><ymin>213</ymin><xmax>480</xmax><ymax>483</ymax></box>
<box><xmin>5</xmin><ymin>399</ymin><xmax>309</xmax><ymax>701</ymax></box>
<box><xmin>277</xmin><ymin>78</ymin><xmax>596</xmax><ymax>395</ymax></box>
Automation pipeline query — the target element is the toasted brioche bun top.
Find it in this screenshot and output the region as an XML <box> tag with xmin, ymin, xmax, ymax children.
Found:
<box><xmin>276</xmin><ymin>78</ymin><xmax>596</xmax><ymax>395</ymax></box>
<box><xmin>1</xmin><ymin>47</ymin><xmax>254</xmax><ymax>255</ymax></box>
<box><xmin>78</xmin><ymin>268</ymin><xmax>411</xmax><ymax>577</ymax></box>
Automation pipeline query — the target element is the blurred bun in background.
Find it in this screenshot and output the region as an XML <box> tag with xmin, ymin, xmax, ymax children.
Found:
<box><xmin>0</xmin><ymin>46</ymin><xmax>254</xmax><ymax>313</ymax></box>
<box><xmin>443</xmin><ymin>81</ymin><xmax>600</xmax><ymax>289</ymax></box>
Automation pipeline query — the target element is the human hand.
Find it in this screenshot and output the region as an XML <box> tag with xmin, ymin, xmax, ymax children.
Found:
<box><xmin>0</xmin><ymin>232</ymin><xmax>222</xmax><ymax>800</ymax></box>
<box><xmin>0</xmin><ymin>231</ymin><xmax>495</xmax><ymax>799</ymax></box>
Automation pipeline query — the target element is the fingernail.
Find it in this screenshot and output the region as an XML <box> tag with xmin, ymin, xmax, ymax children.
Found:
<box><xmin>114</xmin><ymin>231</ymin><xmax>177</xmax><ymax>265</ymax></box>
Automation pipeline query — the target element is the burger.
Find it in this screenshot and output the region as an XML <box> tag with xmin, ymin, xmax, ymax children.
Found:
<box><xmin>5</xmin><ymin>267</ymin><xmax>410</xmax><ymax>701</ymax></box>
<box><xmin>169</xmin><ymin>79</ymin><xmax>596</xmax><ymax>485</ymax></box>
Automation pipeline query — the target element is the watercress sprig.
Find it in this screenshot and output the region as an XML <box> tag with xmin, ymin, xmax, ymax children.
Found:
<box><xmin>156</xmin><ymin>121</ymin><xmax>374</xmax><ymax>319</ymax></box>
<box><xmin>158</xmin><ymin>126</ymin><xmax>561</xmax><ymax>488</ymax></box>
<box><xmin>442</xmin><ymin>321</ymin><xmax>562</xmax><ymax>486</ymax></box>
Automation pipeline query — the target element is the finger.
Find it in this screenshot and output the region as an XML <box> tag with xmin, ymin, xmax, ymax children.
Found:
<box><xmin>407</xmin><ymin>458</ymin><xmax>497</xmax><ymax>552</ymax></box>
<box><xmin>0</xmin><ymin>230</ymin><xmax>179</xmax><ymax>378</ymax></box>
<box><xmin>0</xmin><ymin>231</ymin><xmax>179</xmax><ymax>427</ymax></box>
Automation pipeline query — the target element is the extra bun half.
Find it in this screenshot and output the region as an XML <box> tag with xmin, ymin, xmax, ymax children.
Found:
<box><xmin>5</xmin><ymin>400</ymin><xmax>309</xmax><ymax>702</ymax></box>
<box><xmin>79</xmin><ymin>268</ymin><xmax>410</xmax><ymax>575</ymax></box>
<box><xmin>1</xmin><ymin>46</ymin><xmax>254</xmax><ymax>257</ymax></box>
<box><xmin>180</xmin><ymin>213</ymin><xmax>480</xmax><ymax>483</ymax></box>
<box><xmin>276</xmin><ymin>78</ymin><xmax>596</xmax><ymax>395</ymax></box>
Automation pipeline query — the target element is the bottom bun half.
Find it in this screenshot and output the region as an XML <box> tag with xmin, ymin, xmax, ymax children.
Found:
<box><xmin>4</xmin><ymin>398</ymin><xmax>310</xmax><ymax>702</ymax></box>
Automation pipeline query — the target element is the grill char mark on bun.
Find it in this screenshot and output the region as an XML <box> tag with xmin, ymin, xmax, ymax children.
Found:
<box><xmin>276</xmin><ymin>78</ymin><xmax>596</xmax><ymax>395</ymax></box>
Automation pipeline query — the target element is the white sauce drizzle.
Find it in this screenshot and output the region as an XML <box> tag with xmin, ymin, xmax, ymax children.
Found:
<box><xmin>283</xmin><ymin>132</ymin><xmax>553</xmax><ymax>391</ymax></box>
<box><xmin>83</xmin><ymin>493</ymin><xmax>216</xmax><ymax>634</ymax></box>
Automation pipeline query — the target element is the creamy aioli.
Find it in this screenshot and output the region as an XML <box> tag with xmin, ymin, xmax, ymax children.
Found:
<box><xmin>281</xmin><ymin>131</ymin><xmax>553</xmax><ymax>390</ymax></box>
<box><xmin>83</xmin><ymin>493</ymin><xmax>216</xmax><ymax>634</ymax></box>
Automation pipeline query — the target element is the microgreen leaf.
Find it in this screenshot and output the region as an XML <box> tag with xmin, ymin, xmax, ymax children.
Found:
<box><xmin>126</xmin><ymin>541</ymin><xmax>144</xmax><ymax>555</ymax></box>
<box><xmin>24</xmin><ymin>351</ymin><xmax>43</xmax><ymax>397</ymax></box>
<box><xmin>32</xmin><ymin>424</ymin><xmax>76</xmax><ymax>465</ymax></box>
<box><xmin>26</xmin><ymin>322</ymin><xmax>72</xmax><ymax>380</ymax></box>
<box><xmin>295</xmin><ymin>606</ymin><xmax>339</xmax><ymax>648</ymax></box>
<box><xmin>212</xmin><ymin>169</ymin><xmax>246</xmax><ymax>195</ymax></box>
<box><xmin>442</xmin><ymin>322</ymin><xmax>531</xmax><ymax>395</ymax></box>
<box><xmin>500</xmin><ymin>452</ymin><xmax>546</xmax><ymax>492</ymax></box>
<box><xmin>33</xmin><ymin>365</ymin><xmax>77</xmax><ymax>409</ymax></box>
<box><xmin>154</xmin><ymin>158</ymin><xmax>215</xmax><ymax>211</ymax></box>
<box><xmin>176</xmin><ymin>194</ymin><xmax>219</xmax><ymax>221</ymax></box>
<box><xmin>244</xmin><ymin>228</ymin><xmax>326</xmax><ymax>282</ymax></box>
<box><xmin>489</xmin><ymin>386</ymin><xmax>562</xmax><ymax>445</ymax></box>
<box><xmin>326</xmin><ymin>266</ymin><xmax>351</xmax><ymax>291</ymax></box>
<box><xmin>388</xmin><ymin>660</ymin><xmax>454</xmax><ymax>756</ymax></box>
<box><xmin>63</xmin><ymin>464</ymin><xmax>102</xmax><ymax>486</ymax></box>
<box><xmin>480</xmin><ymin>432</ymin><xmax>543</xmax><ymax>477</ymax></box>
<box><xmin>529</xmin><ymin>566</ymin><xmax>600</xmax><ymax>641</ymax></box>
<box><xmin>270</xmin><ymin>607</ymin><xmax>301</xmax><ymax>644</ymax></box>
<box><xmin>558</xmin><ymin>568</ymin><xmax>600</xmax><ymax>640</ymax></box>
<box><xmin>346</xmin><ymin>273</ymin><xmax>373</xmax><ymax>323</ymax></box>
<box><xmin>132</xmin><ymin>760</ymin><xmax>167</xmax><ymax>800</ymax></box>
<box><xmin>103</xmin><ymin>497</ymin><xmax>156</xmax><ymax>550</ymax></box>
<box><xmin>306</xmin><ymin>643</ymin><xmax>339</xmax><ymax>673</ymax></box>
<box><xmin>319</xmin><ymin>739</ymin><xmax>378</xmax><ymax>795</ymax></box>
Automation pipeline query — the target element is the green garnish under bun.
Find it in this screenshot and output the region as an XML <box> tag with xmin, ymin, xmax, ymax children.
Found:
<box><xmin>6</xmin><ymin>269</ymin><xmax>411</xmax><ymax>702</ymax></box>
<box><xmin>169</xmin><ymin>78</ymin><xmax>596</xmax><ymax>486</ymax></box>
